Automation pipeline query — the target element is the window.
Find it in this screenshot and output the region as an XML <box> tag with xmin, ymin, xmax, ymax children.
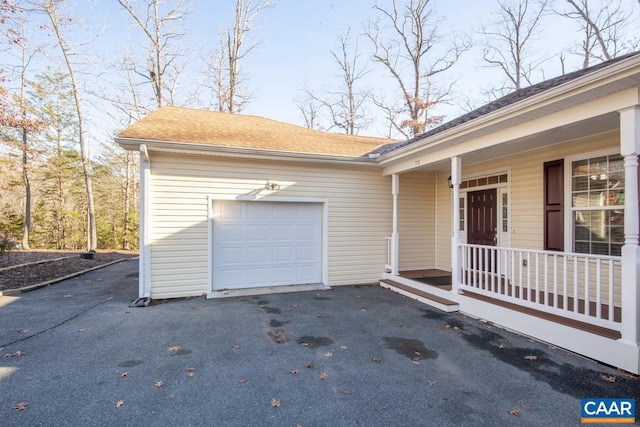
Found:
<box><xmin>571</xmin><ymin>153</ymin><xmax>624</xmax><ymax>256</ymax></box>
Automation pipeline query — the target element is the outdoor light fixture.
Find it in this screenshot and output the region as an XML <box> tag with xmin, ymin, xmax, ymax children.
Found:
<box><xmin>265</xmin><ymin>180</ymin><xmax>281</xmax><ymax>191</ymax></box>
<box><xmin>447</xmin><ymin>176</ymin><xmax>453</xmax><ymax>189</ymax></box>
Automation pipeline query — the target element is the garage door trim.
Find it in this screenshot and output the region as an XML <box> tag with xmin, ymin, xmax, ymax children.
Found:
<box><xmin>207</xmin><ymin>195</ymin><xmax>329</xmax><ymax>295</ymax></box>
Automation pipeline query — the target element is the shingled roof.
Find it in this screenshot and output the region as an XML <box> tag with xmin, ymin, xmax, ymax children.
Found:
<box><xmin>117</xmin><ymin>106</ymin><xmax>392</xmax><ymax>158</ymax></box>
<box><xmin>373</xmin><ymin>51</ymin><xmax>640</xmax><ymax>156</ymax></box>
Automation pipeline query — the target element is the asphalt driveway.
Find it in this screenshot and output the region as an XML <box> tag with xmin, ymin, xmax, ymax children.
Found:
<box><xmin>1</xmin><ymin>259</ymin><xmax>638</xmax><ymax>426</ymax></box>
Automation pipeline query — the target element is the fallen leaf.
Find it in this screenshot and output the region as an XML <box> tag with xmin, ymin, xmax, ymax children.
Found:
<box><xmin>528</xmin><ymin>339</ymin><xmax>535</xmax><ymax>343</ymax></box>
<box><xmin>320</xmin><ymin>372</ymin><xmax>329</xmax><ymax>380</ymax></box>
<box><xmin>285</xmin><ymin>308</ymin><xmax>291</xmax><ymax>312</ymax></box>
<box><xmin>291</xmin><ymin>304</ymin><xmax>298</xmax><ymax>308</ymax></box>
<box><xmin>304</xmin><ymin>362</ymin><xmax>314</xmax><ymax>369</ymax></box>
<box><xmin>3</xmin><ymin>351</ymin><xmax>25</xmax><ymax>358</ymax></box>
<box><xmin>13</xmin><ymin>402</ymin><xmax>28</xmax><ymax>411</ymax></box>
<box><xmin>521</xmin><ymin>403</ymin><xmax>530</xmax><ymax>410</ymax></box>
<box><xmin>167</xmin><ymin>346</ymin><xmax>181</xmax><ymax>352</ymax></box>
<box><xmin>341</xmin><ymin>389</ymin><xmax>349</xmax><ymax>395</ymax></box>
<box><xmin>301</xmin><ymin>342</ymin><xmax>310</xmax><ymax>346</ymax></box>
<box><xmin>372</xmin><ymin>356</ymin><xmax>381</xmax><ymax>363</ymax></box>
<box><xmin>340</xmin><ymin>346</ymin><xmax>348</xmax><ymax>350</ymax></box>
<box><xmin>115</xmin><ymin>400</ymin><xmax>124</xmax><ymax>408</ymax></box>
<box><xmin>412</xmin><ymin>355</ymin><xmax>422</xmax><ymax>363</ymax></box>
<box><xmin>508</xmin><ymin>409</ymin><xmax>520</xmax><ymax>416</ymax></box>
<box><xmin>239</xmin><ymin>378</ymin><xmax>247</xmax><ymax>384</ymax></box>
<box><xmin>78</xmin><ymin>328</ymin><xmax>87</xmax><ymax>333</ymax></box>
<box><xmin>63</xmin><ymin>294</ymin><xmax>72</xmax><ymax>298</ymax></box>
<box><xmin>324</xmin><ymin>351</ymin><xmax>333</xmax><ymax>357</ymax></box>
<box><xmin>17</xmin><ymin>329</ymin><xmax>30</xmax><ymax>334</ymax></box>
<box><xmin>600</xmin><ymin>374</ymin><xmax>616</xmax><ymax>383</ymax></box>
<box><xmin>186</xmin><ymin>367</ymin><xmax>195</xmax><ymax>378</ymax></box>
<box><xmin>120</xmin><ymin>372</ymin><xmax>129</xmax><ymax>378</ymax></box>
<box><xmin>232</xmin><ymin>345</ymin><xmax>241</xmax><ymax>350</ymax></box>
<box><xmin>524</xmin><ymin>355</ymin><xmax>538</xmax><ymax>361</ymax></box>
<box><xmin>453</xmin><ymin>326</ymin><xmax>460</xmax><ymax>331</ymax></box>
<box><xmin>443</xmin><ymin>324</ymin><xmax>451</xmax><ymax>330</ymax></box>
<box><xmin>275</xmin><ymin>336</ymin><xmax>286</xmax><ymax>344</ymax></box>
<box><xmin>155</xmin><ymin>380</ymin><xmax>164</xmax><ymax>387</ymax></box>
<box><xmin>290</xmin><ymin>370</ymin><xmax>299</xmax><ymax>375</ymax></box>
<box><xmin>395</xmin><ymin>323</ymin><xmax>403</xmax><ymax>327</ymax></box>
<box><xmin>270</xmin><ymin>398</ymin><xmax>281</xmax><ymax>408</ymax></box>
<box><xmin>427</xmin><ymin>380</ymin><xmax>437</xmax><ymax>386</ymax></box>
<box><xmin>498</xmin><ymin>344</ymin><xmax>506</xmax><ymax>349</ymax></box>
<box><xmin>107</xmin><ymin>297</ymin><xmax>114</xmax><ymax>301</ymax></box>
<box><xmin>616</xmin><ymin>368</ymin><xmax>636</xmax><ymax>379</ymax></box>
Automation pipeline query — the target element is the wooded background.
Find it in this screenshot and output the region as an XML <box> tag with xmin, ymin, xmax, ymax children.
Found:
<box><xmin>1</xmin><ymin>0</ymin><xmax>638</xmax><ymax>251</ymax></box>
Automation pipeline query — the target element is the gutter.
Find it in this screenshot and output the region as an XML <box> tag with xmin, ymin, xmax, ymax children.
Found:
<box><xmin>115</xmin><ymin>138</ymin><xmax>382</xmax><ymax>168</ymax></box>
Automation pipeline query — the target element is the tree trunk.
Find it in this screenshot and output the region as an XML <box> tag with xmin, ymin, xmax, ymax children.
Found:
<box><xmin>21</xmin><ymin>128</ymin><xmax>31</xmax><ymax>250</ymax></box>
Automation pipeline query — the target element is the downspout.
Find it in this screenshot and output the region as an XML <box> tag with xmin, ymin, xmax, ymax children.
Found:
<box><xmin>134</xmin><ymin>144</ymin><xmax>152</xmax><ymax>306</ymax></box>
<box><xmin>392</xmin><ymin>174</ymin><xmax>400</xmax><ymax>275</ymax></box>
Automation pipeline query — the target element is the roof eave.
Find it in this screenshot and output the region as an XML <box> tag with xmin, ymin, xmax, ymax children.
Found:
<box><xmin>115</xmin><ymin>137</ymin><xmax>381</xmax><ymax>167</ymax></box>
<box><xmin>377</xmin><ymin>54</ymin><xmax>640</xmax><ymax>164</ymax></box>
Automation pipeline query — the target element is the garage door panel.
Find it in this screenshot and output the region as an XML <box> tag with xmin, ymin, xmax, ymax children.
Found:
<box><xmin>213</xmin><ymin>201</ymin><xmax>322</xmax><ymax>290</ymax></box>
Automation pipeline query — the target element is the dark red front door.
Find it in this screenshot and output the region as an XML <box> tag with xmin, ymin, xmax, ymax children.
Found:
<box><xmin>468</xmin><ymin>189</ymin><xmax>497</xmax><ymax>246</ymax></box>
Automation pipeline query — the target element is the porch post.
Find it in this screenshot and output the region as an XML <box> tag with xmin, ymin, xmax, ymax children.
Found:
<box><xmin>392</xmin><ymin>173</ymin><xmax>400</xmax><ymax>275</ymax></box>
<box><xmin>619</xmin><ymin>106</ymin><xmax>640</xmax><ymax>347</ymax></box>
<box><xmin>451</xmin><ymin>157</ymin><xmax>462</xmax><ymax>293</ymax></box>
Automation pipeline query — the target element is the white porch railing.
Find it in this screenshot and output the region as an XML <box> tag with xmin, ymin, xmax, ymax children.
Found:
<box><xmin>385</xmin><ymin>236</ymin><xmax>392</xmax><ymax>271</ymax></box>
<box><xmin>459</xmin><ymin>244</ymin><xmax>622</xmax><ymax>331</ymax></box>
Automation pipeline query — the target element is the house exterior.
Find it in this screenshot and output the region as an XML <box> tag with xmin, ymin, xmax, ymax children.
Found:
<box><xmin>116</xmin><ymin>52</ymin><xmax>640</xmax><ymax>374</ymax></box>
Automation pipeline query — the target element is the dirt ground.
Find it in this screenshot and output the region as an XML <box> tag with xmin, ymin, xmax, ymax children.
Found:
<box><xmin>0</xmin><ymin>250</ymin><xmax>138</xmax><ymax>291</ymax></box>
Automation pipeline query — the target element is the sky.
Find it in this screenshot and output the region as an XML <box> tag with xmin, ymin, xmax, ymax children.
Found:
<box><xmin>4</xmin><ymin>0</ymin><xmax>640</xmax><ymax>150</ymax></box>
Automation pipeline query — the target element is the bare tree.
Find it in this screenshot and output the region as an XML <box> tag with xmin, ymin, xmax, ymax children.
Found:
<box><xmin>42</xmin><ymin>0</ymin><xmax>97</xmax><ymax>251</ymax></box>
<box><xmin>205</xmin><ymin>0</ymin><xmax>272</xmax><ymax>113</ymax></box>
<box><xmin>315</xmin><ymin>29</ymin><xmax>372</xmax><ymax>135</ymax></box>
<box><xmin>365</xmin><ymin>0</ymin><xmax>468</xmax><ymax>138</ymax></box>
<box><xmin>480</xmin><ymin>0</ymin><xmax>549</xmax><ymax>97</ymax></box>
<box><xmin>557</xmin><ymin>0</ymin><xmax>637</xmax><ymax>68</ymax></box>
<box><xmin>295</xmin><ymin>88</ymin><xmax>322</xmax><ymax>130</ymax></box>
<box><xmin>118</xmin><ymin>0</ymin><xmax>190</xmax><ymax>108</ymax></box>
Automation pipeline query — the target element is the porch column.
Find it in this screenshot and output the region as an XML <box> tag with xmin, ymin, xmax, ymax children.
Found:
<box><xmin>619</xmin><ymin>106</ymin><xmax>640</xmax><ymax>346</ymax></box>
<box><xmin>451</xmin><ymin>157</ymin><xmax>462</xmax><ymax>293</ymax></box>
<box><xmin>392</xmin><ymin>173</ymin><xmax>400</xmax><ymax>275</ymax></box>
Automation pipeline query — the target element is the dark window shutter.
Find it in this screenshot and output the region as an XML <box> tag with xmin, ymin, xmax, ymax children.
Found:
<box><xmin>544</xmin><ymin>159</ymin><xmax>564</xmax><ymax>251</ymax></box>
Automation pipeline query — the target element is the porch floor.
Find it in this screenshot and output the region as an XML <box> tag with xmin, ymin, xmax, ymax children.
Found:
<box><xmin>396</xmin><ymin>269</ymin><xmax>621</xmax><ymax>341</ymax></box>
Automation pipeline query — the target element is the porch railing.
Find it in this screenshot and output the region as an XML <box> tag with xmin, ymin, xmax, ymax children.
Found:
<box><xmin>459</xmin><ymin>244</ymin><xmax>622</xmax><ymax>331</ymax></box>
<box><xmin>385</xmin><ymin>236</ymin><xmax>392</xmax><ymax>271</ymax></box>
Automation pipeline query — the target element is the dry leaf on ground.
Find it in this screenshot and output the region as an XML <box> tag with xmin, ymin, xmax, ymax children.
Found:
<box><xmin>186</xmin><ymin>367</ymin><xmax>195</xmax><ymax>377</ymax></box>
<box><xmin>290</xmin><ymin>369</ymin><xmax>299</xmax><ymax>375</ymax></box>
<box><xmin>239</xmin><ymin>378</ymin><xmax>247</xmax><ymax>384</ymax></box>
<box><xmin>13</xmin><ymin>402</ymin><xmax>28</xmax><ymax>411</ymax></box>
<box><xmin>78</xmin><ymin>329</ymin><xmax>87</xmax><ymax>333</ymax></box>
<box><xmin>498</xmin><ymin>344</ymin><xmax>506</xmax><ymax>349</ymax></box>
<box><xmin>521</xmin><ymin>403</ymin><xmax>530</xmax><ymax>410</ymax></box>
<box><xmin>341</xmin><ymin>389</ymin><xmax>349</xmax><ymax>394</ymax></box>
<box><xmin>232</xmin><ymin>345</ymin><xmax>241</xmax><ymax>350</ymax></box>
<box><xmin>3</xmin><ymin>351</ymin><xmax>25</xmax><ymax>358</ymax></box>
<box><xmin>324</xmin><ymin>351</ymin><xmax>333</xmax><ymax>357</ymax></box>
<box><xmin>427</xmin><ymin>380</ymin><xmax>437</xmax><ymax>386</ymax></box>
<box><xmin>167</xmin><ymin>346</ymin><xmax>181</xmax><ymax>352</ymax></box>
<box><xmin>17</xmin><ymin>329</ymin><xmax>30</xmax><ymax>334</ymax></box>
<box><xmin>508</xmin><ymin>409</ymin><xmax>520</xmax><ymax>416</ymax></box>
<box><xmin>115</xmin><ymin>400</ymin><xmax>124</xmax><ymax>408</ymax></box>
<box><xmin>320</xmin><ymin>372</ymin><xmax>329</xmax><ymax>380</ymax></box>
<box><xmin>304</xmin><ymin>362</ymin><xmax>314</xmax><ymax>368</ymax></box>
<box><xmin>372</xmin><ymin>356</ymin><xmax>381</xmax><ymax>363</ymax></box>
<box><xmin>524</xmin><ymin>355</ymin><xmax>538</xmax><ymax>361</ymax></box>
<box><xmin>155</xmin><ymin>380</ymin><xmax>164</xmax><ymax>387</ymax></box>
<box><xmin>270</xmin><ymin>398</ymin><xmax>281</xmax><ymax>408</ymax></box>
<box><xmin>600</xmin><ymin>374</ymin><xmax>616</xmax><ymax>383</ymax></box>
<box><xmin>120</xmin><ymin>372</ymin><xmax>129</xmax><ymax>378</ymax></box>
<box><xmin>443</xmin><ymin>324</ymin><xmax>451</xmax><ymax>330</ymax></box>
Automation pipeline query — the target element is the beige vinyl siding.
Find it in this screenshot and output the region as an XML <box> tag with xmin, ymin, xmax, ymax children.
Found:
<box><xmin>397</xmin><ymin>170</ymin><xmax>436</xmax><ymax>270</ymax></box>
<box><xmin>148</xmin><ymin>153</ymin><xmax>391</xmax><ymax>298</ymax></box>
<box><xmin>433</xmin><ymin>131</ymin><xmax>619</xmax><ymax>271</ymax></box>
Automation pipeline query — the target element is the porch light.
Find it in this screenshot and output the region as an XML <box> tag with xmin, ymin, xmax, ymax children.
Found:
<box><xmin>265</xmin><ymin>180</ymin><xmax>281</xmax><ymax>191</ymax></box>
<box><xmin>447</xmin><ymin>176</ymin><xmax>453</xmax><ymax>189</ymax></box>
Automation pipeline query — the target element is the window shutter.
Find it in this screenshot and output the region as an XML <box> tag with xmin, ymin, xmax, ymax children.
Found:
<box><xmin>544</xmin><ymin>159</ymin><xmax>564</xmax><ymax>251</ymax></box>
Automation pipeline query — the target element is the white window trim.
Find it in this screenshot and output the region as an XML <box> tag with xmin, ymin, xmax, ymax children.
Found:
<box><xmin>563</xmin><ymin>148</ymin><xmax>621</xmax><ymax>255</ymax></box>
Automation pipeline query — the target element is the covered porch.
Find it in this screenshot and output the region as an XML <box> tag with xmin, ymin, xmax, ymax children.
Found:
<box><xmin>376</xmin><ymin>54</ymin><xmax>640</xmax><ymax>373</ymax></box>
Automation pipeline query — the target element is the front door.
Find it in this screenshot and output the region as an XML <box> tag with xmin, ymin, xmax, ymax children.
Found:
<box><xmin>467</xmin><ymin>189</ymin><xmax>497</xmax><ymax>246</ymax></box>
<box><xmin>467</xmin><ymin>189</ymin><xmax>498</xmax><ymax>282</ymax></box>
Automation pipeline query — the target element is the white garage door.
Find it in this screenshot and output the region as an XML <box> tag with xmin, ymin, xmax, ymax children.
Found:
<box><xmin>212</xmin><ymin>201</ymin><xmax>322</xmax><ymax>290</ymax></box>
